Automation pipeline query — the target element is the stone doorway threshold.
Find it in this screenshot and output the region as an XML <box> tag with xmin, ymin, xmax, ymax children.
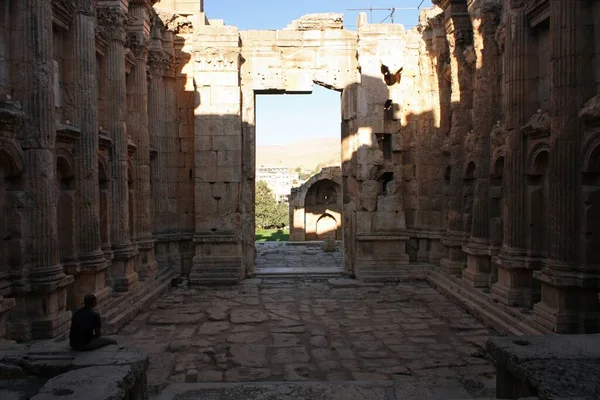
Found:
<box><xmin>156</xmin><ymin>380</ymin><xmax>496</xmax><ymax>400</ymax></box>
<box><xmin>254</xmin><ymin>241</ymin><xmax>344</xmax><ymax>278</ymax></box>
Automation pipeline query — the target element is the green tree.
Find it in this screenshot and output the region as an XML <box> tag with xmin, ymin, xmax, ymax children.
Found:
<box><xmin>255</xmin><ymin>181</ymin><xmax>288</xmax><ymax>229</ymax></box>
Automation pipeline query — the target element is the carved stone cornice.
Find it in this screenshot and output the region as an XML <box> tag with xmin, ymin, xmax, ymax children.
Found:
<box><xmin>579</xmin><ymin>95</ymin><xmax>600</xmax><ymax>127</ymax></box>
<box><xmin>524</xmin><ymin>0</ymin><xmax>549</xmax><ymax>27</ymax></box>
<box><xmin>154</xmin><ymin>9</ymin><xmax>195</xmax><ymax>34</ymax></box>
<box><xmin>522</xmin><ymin>111</ymin><xmax>551</xmax><ymax>139</ymax></box>
<box><xmin>73</xmin><ymin>0</ymin><xmax>97</xmax><ymax>16</ymax></box>
<box><xmin>97</xmin><ymin>7</ymin><xmax>127</xmax><ymax>42</ymax></box>
<box><xmin>52</xmin><ymin>0</ymin><xmax>75</xmax><ymax>29</ymax></box>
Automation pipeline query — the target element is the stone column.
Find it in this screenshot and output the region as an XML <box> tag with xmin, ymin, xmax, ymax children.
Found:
<box><xmin>462</xmin><ymin>0</ymin><xmax>502</xmax><ymax>288</ymax></box>
<box><xmin>147</xmin><ymin>30</ymin><xmax>170</xmax><ymax>268</ymax></box>
<box><xmin>492</xmin><ymin>0</ymin><xmax>532</xmax><ymax>306</ymax></box>
<box><xmin>534</xmin><ymin>0</ymin><xmax>599</xmax><ymax>333</ymax></box>
<box><xmin>14</xmin><ymin>0</ymin><xmax>73</xmax><ymax>340</ymax></box>
<box><xmin>97</xmin><ymin>6</ymin><xmax>139</xmax><ymax>292</ymax></box>
<box><xmin>438</xmin><ymin>1</ymin><xmax>474</xmax><ymax>277</ymax></box>
<box><xmin>70</xmin><ymin>0</ymin><xmax>111</xmax><ymax>307</ymax></box>
<box><xmin>127</xmin><ymin>5</ymin><xmax>158</xmax><ymax>281</ymax></box>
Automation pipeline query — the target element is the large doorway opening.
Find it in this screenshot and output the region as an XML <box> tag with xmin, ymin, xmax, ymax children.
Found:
<box><xmin>253</xmin><ymin>85</ymin><xmax>344</xmax><ymax>276</ymax></box>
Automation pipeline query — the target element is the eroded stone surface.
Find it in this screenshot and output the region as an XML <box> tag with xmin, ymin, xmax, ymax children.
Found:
<box><xmin>115</xmin><ymin>279</ymin><xmax>496</xmax><ymax>397</ymax></box>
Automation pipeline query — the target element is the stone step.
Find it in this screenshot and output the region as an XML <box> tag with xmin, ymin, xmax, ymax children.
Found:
<box><xmin>103</xmin><ymin>269</ymin><xmax>177</xmax><ymax>335</ymax></box>
<box><xmin>428</xmin><ymin>270</ymin><xmax>548</xmax><ymax>336</ymax></box>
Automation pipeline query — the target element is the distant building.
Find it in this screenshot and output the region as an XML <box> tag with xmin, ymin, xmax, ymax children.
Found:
<box><xmin>256</xmin><ymin>166</ymin><xmax>300</xmax><ymax>203</ymax></box>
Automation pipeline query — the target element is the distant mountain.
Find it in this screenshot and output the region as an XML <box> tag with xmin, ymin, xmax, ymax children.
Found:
<box><xmin>256</xmin><ymin>138</ymin><xmax>341</xmax><ymax>171</ymax></box>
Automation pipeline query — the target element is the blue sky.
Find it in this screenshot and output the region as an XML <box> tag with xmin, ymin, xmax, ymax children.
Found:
<box><xmin>204</xmin><ymin>1</ymin><xmax>434</xmax><ymax>146</ymax></box>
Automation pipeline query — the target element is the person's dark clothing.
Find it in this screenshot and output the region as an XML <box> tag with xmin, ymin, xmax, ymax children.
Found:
<box><xmin>69</xmin><ymin>306</ymin><xmax>102</xmax><ymax>350</ymax></box>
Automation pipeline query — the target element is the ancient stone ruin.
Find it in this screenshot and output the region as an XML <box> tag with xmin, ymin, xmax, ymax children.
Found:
<box><xmin>289</xmin><ymin>167</ymin><xmax>343</xmax><ymax>242</ymax></box>
<box><xmin>0</xmin><ymin>0</ymin><xmax>600</xmax><ymax>398</ymax></box>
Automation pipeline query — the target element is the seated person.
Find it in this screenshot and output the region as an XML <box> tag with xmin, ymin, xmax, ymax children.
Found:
<box><xmin>69</xmin><ymin>293</ymin><xmax>117</xmax><ymax>351</ymax></box>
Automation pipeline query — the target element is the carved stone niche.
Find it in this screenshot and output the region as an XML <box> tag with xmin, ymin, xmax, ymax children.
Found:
<box><xmin>525</xmin><ymin>0</ymin><xmax>550</xmax><ymax>28</ymax></box>
<box><xmin>579</xmin><ymin>95</ymin><xmax>600</xmax><ymax>127</ymax></box>
<box><xmin>522</xmin><ymin>111</ymin><xmax>550</xmax><ymax>139</ymax></box>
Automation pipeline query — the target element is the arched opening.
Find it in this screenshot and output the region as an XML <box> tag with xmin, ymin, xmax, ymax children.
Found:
<box><xmin>0</xmin><ymin>152</ymin><xmax>24</xmax><ymax>286</ymax></box>
<box><xmin>304</xmin><ymin>178</ymin><xmax>341</xmax><ymax>241</ymax></box>
<box><xmin>127</xmin><ymin>163</ymin><xmax>135</xmax><ymax>243</ymax></box>
<box><xmin>56</xmin><ymin>157</ymin><xmax>76</xmax><ymax>265</ymax></box>
<box><xmin>583</xmin><ymin>144</ymin><xmax>600</xmax><ymax>266</ymax></box>
<box><xmin>98</xmin><ymin>160</ymin><xmax>110</xmax><ymax>258</ymax></box>
<box><xmin>462</xmin><ymin>161</ymin><xmax>476</xmax><ymax>233</ymax></box>
<box><xmin>316</xmin><ymin>213</ymin><xmax>338</xmax><ymax>240</ymax></box>
<box><xmin>528</xmin><ymin>150</ymin><xmax>549</xmax><ymax>254</ymax></box>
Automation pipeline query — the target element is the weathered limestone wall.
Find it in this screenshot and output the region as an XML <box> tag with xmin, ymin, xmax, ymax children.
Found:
<box><xmin>0</xmin><ymin>0</ymin><xmax>190</xmax><ymax>342</ymax></box>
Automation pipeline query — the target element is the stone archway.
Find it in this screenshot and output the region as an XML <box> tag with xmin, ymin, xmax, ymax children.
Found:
<box><xmin>188</xmin><ymin>13</ymin><xmax>410</xmax><ymax>284</ymax></box>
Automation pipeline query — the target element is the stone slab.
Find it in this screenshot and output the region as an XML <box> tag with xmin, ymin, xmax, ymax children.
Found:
<box><xmin>487</xmin><ymin>334</ymin><xmax>600</xmax><ymax>399</ymax></box>
<box><xmin>156</xmin><ymin>379</ymin><xmax>478</xmax><ymax>400</ymax></box>
<box><xmin>31</xmin><ymin>366</ymin><xmax>140</xmax><ymax>400</ymax></box>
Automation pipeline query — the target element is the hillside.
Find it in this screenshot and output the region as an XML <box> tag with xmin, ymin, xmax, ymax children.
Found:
<box><xmin>256</xmin><ymin>138</ymin><xmax>341</xmax><ymax>170</ymax></box>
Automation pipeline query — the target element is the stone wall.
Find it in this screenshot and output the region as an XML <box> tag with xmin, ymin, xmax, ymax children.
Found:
<box><xmin>0</xmin><ymin>0</ymin><xmax>599</xmax><ymax>341</ymax></box>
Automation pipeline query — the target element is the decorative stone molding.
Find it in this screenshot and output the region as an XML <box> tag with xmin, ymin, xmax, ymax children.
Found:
<box><xmin>525</xmin><ymin>0</ymin><xmax>550</xmax><ymax>27</ymax></box>
<box><xmin>579</xmin><ymin>95</ymin><xmax>600</xmax><ymax>126</ymax></box>
<box><xmin>154</xmin><ymin>10</ymin><xmax>194</xmax><ymax>34</ymax></box>
<box><xmin>526</xmin><ymin>141</ymin><xmax>549</xmax><ymax>175</ymax></box>
<box><xmin>126</xmin><ymin>32</ymin><xmax>150</xmax><ymax>60</ymax></box>
<box><xmin>0</xmin><ymin>138</ymin><xmax>25</xmax><ymax>177</ymax></box>
<box><xmin>285</xmin><ymin>13</ymin><xmax>343</xmax><ymax>31</ymax></box>
<box><xmin>97</xmin><ymin>7</ymin><xmax>127</xmax><ymax>42</ymax></box>
<box><xmin>147</xmin><ymin>50</ymin><xmax>172</xmax><ymax>76</ymax></box>
<box><xmin>0</xmin><ymin>100</ymin><xmax>26</xmax><ymax>136</ymax></box>
<box><xmin>490</xmin><ymin>121</ymin><xmax>508</xmax><ymax>157</ymax></box>
<box><xmin>56</xmin><ymin>124</ymin><xmax>81</xmax><ymax>145</ymax></box>
<box><xmin>73</xmin><ymin>0</ymin><xmax>96</xmax><ymax>16</ymax></box>
<box><xmin>52</xmin><ymin>0</ymin><xmax>76</xmax><ymax>28</ymax></box>
<box><xmin>522</xmin><ymin>111</ymin><xmax>551</xmax><ymax>139</ymax></box>
<box><xmin>581</xmin><ymin>133</ymin><xmax>600</xmax><ymax>172</ymax></box>
<box><xmin>463</xmin><ymin>45</ymin><xmax>476</xmax><ymax>68</ymax></box>
<box><xmin>465</xmin><ymin>130</ymin><xmax>477</xmax><ymax>153</ymax></box>
<box><xmin>455</xmin><ymin>28</ymin><xmax>474</xmax><ymax>47</ymax></box>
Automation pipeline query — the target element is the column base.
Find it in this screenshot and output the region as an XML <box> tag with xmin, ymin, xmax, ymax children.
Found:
<box><xmin>533</xmin><ymin>265</ymin><xmax>600</xmax><ymax>333</ymax></box>
<box><xmin>109</xmin><ymin>244</ymin><xmax>140</xmax><ymax>293</ymax></box>
<box><xmin>136</xmin><ymin>238</ymin><xmax>159</xmax><ymax>281</ymax></box>
<box><xmin>463</xmin><ymin>239</ymin><xmax>492</xmax><ymax>288</ymax></box>
<box><xmin>8</xmin><ymin>276</ymin><xmax>73</xmax><ymax>342</ymax></box>
<box><xmin>0</xmin><ymin>296</ymin><xmax>16</xmax><ymax>340</ymax></box>
<box><xmin>492</xmin><ymin>248</ymin><xmax>542</xmax><ymax>307</ymax></box>
<box><xmin>440</xmin><ymin>231</ymin><xmax>467</xmax><ymax>276</ymax></box>
<box><xmin>189</xmin><ymin>235</ymin><xmax>243</xmax><ymax>285</ymax></box>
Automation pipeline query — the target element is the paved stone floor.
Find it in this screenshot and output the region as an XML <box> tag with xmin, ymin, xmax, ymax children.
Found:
<box><xmin>115</xmin><ymin>276</ymin><xmax>497</xmax><ymax>399</ymax></box>
<box><xmin>254</xmin><ymin>242</ymin><xmax>344</xmax><ymax>276</ymax></box>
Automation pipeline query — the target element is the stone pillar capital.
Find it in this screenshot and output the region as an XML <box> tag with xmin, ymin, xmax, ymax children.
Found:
<box><xmin>148</xmin><ymin>50</ymin><xmax>174</xmax><ymax>76</ymax></box>
<box><xmin>73</xmin><ymin>0</ymin><xmax>97</xmax><ymax>15</ymax></box>
<box><xmin>97</xmin><ymin>7</ymin><xmax>127</xmax><ymax>42</ymax></box>
<box><xmin>127</xmin><ymin>32</ymin><xmax>150</xmax><ymax>61</ymax></box>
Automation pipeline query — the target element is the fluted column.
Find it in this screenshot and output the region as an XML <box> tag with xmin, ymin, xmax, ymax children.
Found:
<box><xmin>15</xmin><ymin>0</ymin><xmax>73</xmax><ymax>340</ymax></box>
<box><xmin>492</xmin><ymin>0</ymin><xmax>532</xmax><ymax>306</ymax></box>
<box><xmin>463</xmin><ymin>0</ymin><xmax>502</xmax><ymax>288</ymax></box>
<box><xmin>438</xmin><ymin>1</ymin><xmax>474</xmax><ymax>277</ymax></box>
<box><xmin>71</xmin><ymin>0</ymin><xmax>111</xmax><ymax>308</ymax></box>
<box><xmin>534</xmin><ymin>0</ymin><xmax>598</xmax><ymax>333</ymax></box>
<box><xmin>127</xmin><ymin>5</ymin><xmax>158</xmax><ymax>281</ymax></box>
<box><xmin>98</xmin><ymin>6</ymin><xmax>139</xmax><ymax>292</ymax></box>
<box><xmin>148</xmin><ymin>43</ymin><xmax>169</xmax><ymax>267</ymax></box>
